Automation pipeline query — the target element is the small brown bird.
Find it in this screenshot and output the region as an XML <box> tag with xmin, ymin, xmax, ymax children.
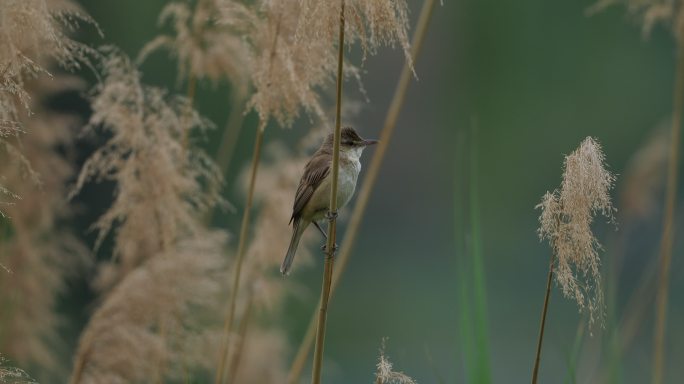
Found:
<box><xmin>280</xmin><ymin>127</ymin><xmax>378</xmax><ymax>275</ymax></box>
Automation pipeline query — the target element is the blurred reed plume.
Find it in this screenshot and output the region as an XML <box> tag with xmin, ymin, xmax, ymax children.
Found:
<box><xmin>532</xmin><ymin>137</ymin><xmax>616</xmax><ymax>383</ymax></box>
<box><xmin>591</xmin><ymin>2</ymin><xmax>684</xmax><ymax>383</ymax></box>
<box><xmin>138</xmin><ymin>0</ymin><xmax>252</xmax><ymax>96</ymax></box>
<box><xmin>0</xmin><ymin>75</ymin><xmax>90</xmax><ymax>380</ymax></box>
<box><xmin>374</xmin><ymin>339</ymin><xmax>416</xmax><ymax>384</ymax></box>
<box><xmin>70</xmin><ymin>48</ymin><xmax>224</xmax><ymax>291</ymax></box>
<box><xmin>0</xmin><ymin>0</ymin><xmax>95</xmax><ymax>214</ymax></box>
<box><xmin>1</xmin><ymin>0</ymin><xmax>94</xmax><ymax>380</ymax></box>
<box><xmin>223</xmin><ymin>141</ymin><xmax>322</xmax><ymax>383</ymax></box>
<box><xmin>69</xmin><ymin>49</ymin><xmax>228</xmax><ymax>382</ymax></box>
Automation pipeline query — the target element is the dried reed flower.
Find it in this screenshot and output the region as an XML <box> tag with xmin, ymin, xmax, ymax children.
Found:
<box><xmin>71</xmin><ymin>48</ymin><xmax>224</xmax><ymax>290</ymax></box>
<box><xmin>375</xmin><ymin>339</ymin><xmax>416</xmax><ymax>384</ymax></box>
<box><xmin>70</xmin><ymin>47</ymin><xmax>230</xmax><ymax>382</ymax></box>
<box><xmin>620</xmin><ymin>125</ymin><xmax>669</xmax><ymax>220</ymax></box>
<box><xmin>217</xmin><ymin>0</ymin><xmax>333</xmax><ymax>127</ymax></box>
<box><xmin>537</xmin><ymin>137</ymin><xmax>616</xmax><ymax>327</ymax></box>
<box><xmin>70</xmin><ymin>232</ymin><xmax>227</xmax><ymax>383</ymax></box>
<box><xmin>0</xmin><ymin>0</ymin><xmax>96</xmax><ymax>124</ymax></box>
<box><xmin>139</xmin><ymin>0</ymin><xmax>252</xmax><ymax>95</ymax></box>
<box><xmin>0</xmin><ymin>355</ymin><xmax>36</xmax><ymax>384</ymax></box>
<box><xmin>589</xmin><ymin>0</ymin><xmax>684</xmax><ymax>38</ymax></box>
<box><xmin>240</xmin><ymin>142</ymin><xmax>319</xmax><ymax>302</ymax></box>
<box><xmin>297</xmin><ymin>0</ymin><xmax>413</xmax><ymax>69</ymax></box>
<box><xmin>0</xmin><ymin>75</ymin><xmax>90</xmax><ymax>378</ymax></box>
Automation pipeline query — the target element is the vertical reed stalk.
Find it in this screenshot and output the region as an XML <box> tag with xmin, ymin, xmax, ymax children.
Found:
<box><xmin>311</xmin><ymin>2</ymin><xmax>345</xmax><ymax>383</ymax></box>
<box><xmin>532</xmin><ymin>252</ymin><xmax>556</xmax><ymax>384</ymax></box>
<box><xmin>226</xmin><ymin>291</ymin><xmax>254</xmax><ymax>384</ymax></box>
<box><xmin>652</xmin><ymin>25</ymin><xmax>684</xmax><ymax>384</ymax></box>
<box><xmin>215</xmin><ymin>9</ymin><xmax>283</xmax><ymax>381</ymax></box>
<box><xmin>215</xmin><ymin>94</ymin><xmax>247</xmax><ymax>179</ymax></box>
<box><xmin>286</xmin><ymin>1</ymin><xmax>436</xmax><ymax>381</ymax></box>
<box><xmin>215</xmin><ymin>120</ymin><xmax>265</xmax><ymax>384</ymax></box>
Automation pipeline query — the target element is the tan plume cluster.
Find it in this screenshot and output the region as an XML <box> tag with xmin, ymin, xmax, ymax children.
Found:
<box><xmin>0</xmin><ymin>76</ymin><xmax>90</xmax><ymax>379</ymax></box>
<box><xmin>375</xmin><ymin>339</ymin><xmax>417</xmax><ymax>384</ymax></box>
<box><xmin>537</xmin><ymin>137</ymin><xmax>616</xmax><ymax>327</ymax></box>
<box><xmin>138</xmin><ymin>0</ymin><xmax>252</xmax><ymax>96</ymax></box>
<box><xmin>1</xmin><ymin>0</ymin><xmax>95</xmax><ymax>213</ymax></box>
<box><xmin>70</xmin><ymin>233</ymin><xmax>227</xmax><ymax>383</ymax></box>
<box><xmin>0</xmin><ymin>355</ymin><xmax>36</xmax><ymax>383</ymax></box>
<box><xmin>0</xmin><ymin>0</ymin><xmax>96</xmax><ymax>125</ymax></box>
<box><xmin>71</xmin><ymin>48</ymin><xmax>224</xmax><ymax>291</ymax></box>
<box><xmin>590</xmin><ymin>0</ymin><xmax>684</xmax><ymax>38</ymax></box>
<box><xmin>69</xmin><ymin>48</ymin><xmax>230</xmax><ymax>382</ymax></box>
<box><xmin>297</xmin><ymin>0</ymin><xmax>413</xmax><ymax>69</ymax></box>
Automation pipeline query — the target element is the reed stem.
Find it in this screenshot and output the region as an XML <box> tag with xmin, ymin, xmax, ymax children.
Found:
<box><xmin>287</xmin><ymin>1</ymin><xmax>436</xmax><ymax>381</ymax></box>
<box><xmin>226</xmin><ymin>291</ymin><xmax>254</xmax><ymax>384</ymax></box>
<box><xmin>215</xmin><ymin>120</ymin><xmax>265</xmax><ymax>384</ymax></box>
<box><xmin>652</xmin><ymin>22</ymin><xmax>684</xmax><ymax>384</ymax></box>
<box><xmin>532</xmin><ymin>252</ymin><xmax>555</xmax><ymax>384</ymax></box>
<box><xmin>311</xmin><ymin>2</ymin><xmax>345</xmax><ymax>383</ymax></box>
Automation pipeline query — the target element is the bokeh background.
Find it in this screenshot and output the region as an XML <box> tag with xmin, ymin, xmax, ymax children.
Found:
<box><xmin>5</xmin><ymin>0</ymin><xmax>684</xmax><ymax>382</ymax></box>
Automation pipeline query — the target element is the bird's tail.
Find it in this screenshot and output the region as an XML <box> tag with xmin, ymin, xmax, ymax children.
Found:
<box><xmin>281</xmin><ymin>219</ymin><xmax>307</xmax><ymax>275</ymax></box>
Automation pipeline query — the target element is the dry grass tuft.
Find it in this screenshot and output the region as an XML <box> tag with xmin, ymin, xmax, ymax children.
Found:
<box><xmin>537</xmin><ymin>137</ymin><xmax>616</xmax><ymax>328</ymax></box>
<box><xmin>375</xmin><ymin>339</ymin><xmax>417</xmax><ymax>384</ymax></box>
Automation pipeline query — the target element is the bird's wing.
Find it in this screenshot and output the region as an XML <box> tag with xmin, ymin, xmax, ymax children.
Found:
<box><xmin>290</xmin><ymin>152</ymin><xmax>330</xmax><ymax>224</ymax></box>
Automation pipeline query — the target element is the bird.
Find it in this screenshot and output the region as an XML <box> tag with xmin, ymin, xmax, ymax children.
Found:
<box><xmin>280</xmin><ymin>126</ymin><xmax>378</xmax><ymax>275</ymax></box>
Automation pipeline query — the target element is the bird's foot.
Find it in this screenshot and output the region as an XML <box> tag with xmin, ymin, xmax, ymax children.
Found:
<box><xmin>320</xmin><ymin>243</ymin><xmax>339</xmax><ymax>253</ymax></box>
<box><xmin>326</xmin><ymin>211</ymin><xmax>338</xmax><ymax>222</ymax></box>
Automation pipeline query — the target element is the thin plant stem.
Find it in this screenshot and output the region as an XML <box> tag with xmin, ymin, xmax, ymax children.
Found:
<box><xmin>215</xmin><ymin>120</ymin><xmax>265</xmax><ymax>384</ymax></box>
<box><xmin>652</xmin><ymin>24</ymin><xmax>684</xmax><ymax>384</ymax></box>
<box><xmin>215</xmin><ymin>93</ymin><xmax>247</xmax><ymax>179</ymax></box>
<box><xmin>532</xmin><ymin>252</ymin><xmax>555</xmax><ymax>384</ymax></box>
<box><xmin>311</xmin><ymin>2</ymin><xmax>345</xmax><ymax>383</ymax></box>
<box><xmin>226</xmin><ymin>291</ymin><xmax>254</xmax><ymax>384</ymax></box>
<box><xmin>286</xmin><ymin>1</ymin><xmax>436</xmax><ymax>382</ymax></box>
<box><xmin>215</xmin><ymin>11</ymin><xmax>283</xmax><ymax>381</ymax></box>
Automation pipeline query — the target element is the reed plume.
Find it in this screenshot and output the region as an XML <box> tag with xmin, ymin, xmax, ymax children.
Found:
<box><xmin>375</xmin><ymin>339</ymin><xmax>417</xmax><ymax>384</ymax></box>
<box><xmin>0</xmin><ymin>0</ymin><xmax>95</xmax><ymax>215</ymax></box>
<box><xmin>71</xmin><ymin>48</ymin><xmax>223</xmax><ymax>291</ymax></box>
<box><xmin>138</xmin><ymin>0</ymin><xmax>252</xmax><ymax>96</ymax></box>
<box><xmin>532</xmin><ymin>137</ymin><xmax>616</xmax><ymax>383</ymax></box>
<box><xmin>69</xmin><ymin>48</ymin><xmax>228</xmax><ymax>382</ymax></box>
<box><xmin>0</xmin><ymin>75</ymin><xmax>90</xmax><ymax>380</ymax></box>
<box><xmin>590</xmin><ymin>2</ymin><xmax>684</xmax><ymax>382</ymax></box>
<box><xmin>0</xmin><ymin>355</ymin><xmax>36</xmax><ymax>384</ymax></box>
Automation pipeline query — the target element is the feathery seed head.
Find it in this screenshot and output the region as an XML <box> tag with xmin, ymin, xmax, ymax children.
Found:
<box><xmin>139</xmin><ymin>0</ymin><xmax>252</xmax><ymax>95</ymax></box>
<box><xmin>375</xmin><ymin>339</ymin><xmax>417</xmax><ymax>384</ymax></box>
<box><xmin>590</xmin><ymin>0</ymin><xmax>684</xmax><ymax>39</ymax></box>
<box><xmin>537</xmin><ymin>137</ymin><xmax>616</xmax><ymax>328</ymax></box>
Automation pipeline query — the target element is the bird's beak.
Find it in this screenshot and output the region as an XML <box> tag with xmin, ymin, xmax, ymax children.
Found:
<box><xmin>362</xmin><ymin>139</ymin><xmax>379</xmax><ymax>146</ymax></box>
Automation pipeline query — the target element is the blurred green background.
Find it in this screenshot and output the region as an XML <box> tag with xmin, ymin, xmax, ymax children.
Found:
<box><xmin>63</xmin><ymin>0</ymin><xmax>684</xmax><ymax>382</ymax></box>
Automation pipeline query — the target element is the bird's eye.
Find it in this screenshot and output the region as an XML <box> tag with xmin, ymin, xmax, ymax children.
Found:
<box><xmin>342</xmin><ymin>140</ymin><xmax>353</xmax><ymax>146</ymax></box>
